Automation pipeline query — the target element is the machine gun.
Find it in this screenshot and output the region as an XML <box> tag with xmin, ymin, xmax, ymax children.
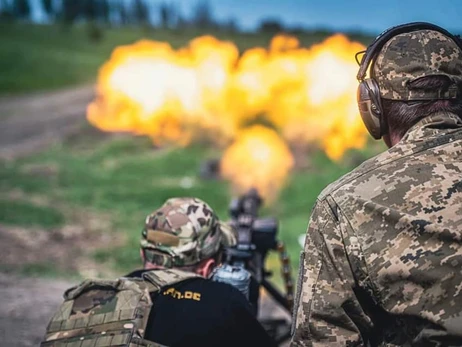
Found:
<box><xmin>222</xmin><ymin>188</ymin><xmax>294</xmax><ymax>345</ymax></box>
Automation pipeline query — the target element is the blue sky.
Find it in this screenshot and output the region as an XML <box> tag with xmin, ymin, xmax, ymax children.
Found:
<box><xmin>163</xmin><ymin>0</ymin><xmax>462</xmax><ymax>34</ymax></box>
<box><xmin>200</xmin><ymin>0</ymin><xmax>462</xmax><ymax>34</ymax></box>
<box><xmin>29</xmin><ymin>0</ymin><xmax>462</xmax><ymax>34</ymax></box>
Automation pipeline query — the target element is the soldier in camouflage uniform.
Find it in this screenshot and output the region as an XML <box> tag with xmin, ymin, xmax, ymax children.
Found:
<box><xmin>42</xmin><ymin>197</ymin><xmax>276</xmax><ymax>347</ymax></box>
<box><xmin>291</xmin><ymin>24</ymin><xmax>462</xmax><ymax>346</ymax></box>
<box><xmin>133</xmin><ymin>197</ymin><xmax>275</xmax><ymax>346</ymax></box>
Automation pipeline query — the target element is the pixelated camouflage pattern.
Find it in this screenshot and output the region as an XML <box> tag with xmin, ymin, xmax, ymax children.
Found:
<box><xmin>373</xmin><ymin>30</ymin><xmax>462</xmax><ymax>100</ymax></box>
<box><xmin>140</xmin><ymin>197</ymin><xmax>237</xmax><ymax>267</ymax></box>
<box><xmin>291</xmin><ymin>112</ymin><xmax>462</xmax><ymax>346</ymax></box>
<box><xmin>41</xmin><ymin>269</ymin><xmax>197</xmax><ymax>347</ymax></box>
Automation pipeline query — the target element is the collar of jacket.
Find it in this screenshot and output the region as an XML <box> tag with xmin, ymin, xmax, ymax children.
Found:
<box><xmin>400</xmin><ymin>112</ymin><xmax>462</xmax><ymax>144</ymax></box>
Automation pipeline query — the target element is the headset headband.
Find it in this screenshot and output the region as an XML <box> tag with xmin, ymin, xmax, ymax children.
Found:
<box><xmin>356</xmin><ymin>22</ymin><xmax>462</xmax><ymax>81</ymax></box>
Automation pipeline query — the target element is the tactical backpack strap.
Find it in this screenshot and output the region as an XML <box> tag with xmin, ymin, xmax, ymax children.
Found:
<box><xmin>141</xmin><ymin>268</ymin><xmax>201</xmax><ymax>294</ymax></box>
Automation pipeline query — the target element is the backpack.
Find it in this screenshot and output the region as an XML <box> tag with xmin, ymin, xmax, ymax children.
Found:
<box><xmin>41</xmin><ymin>269</ymin><xmax>200</xmax><ymax>347</ymax></box>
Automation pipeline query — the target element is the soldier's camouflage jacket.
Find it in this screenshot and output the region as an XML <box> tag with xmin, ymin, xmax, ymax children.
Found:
<box><xmin>291</xmin><ymin>112</ymin><xmax>462</xmax><ymax>347</ymax></box>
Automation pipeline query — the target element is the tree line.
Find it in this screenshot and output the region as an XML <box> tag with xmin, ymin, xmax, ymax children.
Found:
<box><xmin>0</xmin><ymin>0</ymin><xmax>291</xmax><ymax>34</ymax></box>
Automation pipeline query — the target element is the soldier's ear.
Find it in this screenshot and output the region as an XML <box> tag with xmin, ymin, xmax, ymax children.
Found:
<box><xmin>196</xmin><ymin>258</ymin><xmax>215</xmax><ymax>278</ymax></box>
<box><xmin>140</xmin><ymin>249</ymin><xmax>145</xmax><ymax>263</ymax></box>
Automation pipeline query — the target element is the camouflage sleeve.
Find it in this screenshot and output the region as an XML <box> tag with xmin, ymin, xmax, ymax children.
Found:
<box><xmin>290</xmin><ymin>199</ymin><xmax>370</xmax><ymax>347</ymax></box>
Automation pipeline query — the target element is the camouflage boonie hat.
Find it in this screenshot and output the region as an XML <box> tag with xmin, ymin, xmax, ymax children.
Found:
<box><xmin>140</xmin><ymin>197</ymin><xmax>237</xmax><ymax>267</ymax></box>
<box><xmin>373</xmin><ymin>30</ymin><xmax>462</xmax><ymax>100</ymax></box>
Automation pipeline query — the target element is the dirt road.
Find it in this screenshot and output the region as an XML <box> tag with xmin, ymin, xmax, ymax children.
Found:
<box><xmin>0</xmin><ymin>84</ymin><xmax>94</xmax><ymax>159</ymax></box>
<box><xmin>0</xmin><ymin>85</ymin><xmax>99</xmax><ymax>346</ymax></box>
<box><xmin>0</xmin><ymin>273</ymin><xmax>72</xmax><ymax>346</ymax></box>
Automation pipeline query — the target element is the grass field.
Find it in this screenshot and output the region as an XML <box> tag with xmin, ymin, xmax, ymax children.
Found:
<box><xmin>0</xmin><ymin>121</ymin><xmax>385</xmax><ymax>285</ymax></box>
<box><xmin>0</xmin><ymin>22</ymin><xmax>374</xmax><ymax>95</ymax></box>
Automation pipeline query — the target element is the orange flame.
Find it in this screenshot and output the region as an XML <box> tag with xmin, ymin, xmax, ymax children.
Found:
<box><xmin>220</xmin><ymin>126</ymin><xmax>294</xmax><ymax>200</ymax></box>
<box><xmin>87</xmin><ymin>33</ymin><xmax>367</xmax><ymax>198</ymax></box>
<box><xmin>230</xmin><ymin>34</ymin><xmax>367</xmax><ymax>160</ymax></box>
<box><xmin>87</xmin><ymin>36</ymin><xmax>239</xmax><ymax>145</ymax></box>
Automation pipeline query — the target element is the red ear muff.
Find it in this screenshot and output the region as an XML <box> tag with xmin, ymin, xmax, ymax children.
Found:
<box><xmin>357</xmin><ymin>79</ymin><xmax>384</xmax><ymax>140</ymax></box>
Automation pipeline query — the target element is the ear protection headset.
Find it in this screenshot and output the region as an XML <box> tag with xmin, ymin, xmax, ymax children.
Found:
<box><xmin>356</xmin><ymin>22</ymin><xmax>462</xmax><ymax>139</ymax></box>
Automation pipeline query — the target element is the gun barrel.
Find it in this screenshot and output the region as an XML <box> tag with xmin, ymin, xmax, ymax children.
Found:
<box><xmin>226</xmin><ymin>188</ymin><xmax>293</xmax><ymax>346</ymax></box>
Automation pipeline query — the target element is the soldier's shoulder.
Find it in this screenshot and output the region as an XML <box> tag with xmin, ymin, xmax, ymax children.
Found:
<box><xmin>317</xmin><ymin>148</ymin><xmax>399</xmax><ymax>201</ymax></box>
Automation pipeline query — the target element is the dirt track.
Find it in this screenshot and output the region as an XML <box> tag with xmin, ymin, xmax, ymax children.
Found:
<box><xmin>0</xmin><ymin>84</ymin><xmax>94</xmax><ymax>159</ymax></box>
<box><xmin>0</xmin><ymin>273</ymin><xmax>72</xmax><ymax>346</ymax></box>
<box><xmin>0</xmin><ymin>85</ymin><xmax>97</xmax><ymax>346</ymax></box>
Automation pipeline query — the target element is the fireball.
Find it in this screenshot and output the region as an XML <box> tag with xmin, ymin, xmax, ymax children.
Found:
<box><xmin>87</xmin><ymin>37</ymin><xmax>239</xmax><ymax>146</ymax></box>
<box><xmin>220</xmin><ymin>126</ymin><xmax>294</xmax><ymax>201</ymax></box>
<box><xmin>87</xmin><ymin>33</ymin><xmax>368</xmax><ymax>199</ymax></box>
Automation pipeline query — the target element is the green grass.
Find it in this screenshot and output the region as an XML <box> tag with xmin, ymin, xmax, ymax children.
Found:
<box><xmin>0</xmin><ymin>22</ymin><xmax>374</xmax><ymax>95</ymax></box>
<box><xmin>0</xmin><ymin>131</ymin><xmax>383</xmax><ymax>279</ymax></box>
<box><xmin>0</xmin><ymin>199</ymin><xmax>64</xmax><ymax>227</ymax></box>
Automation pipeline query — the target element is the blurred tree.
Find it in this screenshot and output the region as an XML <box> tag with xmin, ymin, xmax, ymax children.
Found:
<box><xmin>258</xmin><ymin>18</ymin><xmax>284</xmax><ymax>34</ymax></box>
<box><xmin>116</xmin><ymin>0</ymin><xmax>128</xmax><ymax>25</ymax></box>
<box><xmin>99</xmin><ymin>0</ymin><xmax>110</xmax><ymax>24</ymax></box>
<box><xmin>191</xmin><ymin>0</ymin><xmax>215</xmax><ymax>30</ymax></box>
<box><xmin>82</xmin><ymin>0</ymin><xmax>106</xmax><ymax>41</ymax></box>
<box><xmin>176</xmin><ymin>12</ymin><xmax>189</xmax><ymax>31</ymax></box>
<box><xmin>82</xmin><ymin>0</ymin><xmax>97</xmax><ymax>21</ymax></box>
<box><xmin>159</xmin><ymin>2</ymin><xmax>167</xmax><ymax>27</ymax></box>
<box><xmin>223</xmin><ymin>17</ymin><xmax>238</xmax><ymax>33</ymax></box>
<box><xmin>159</xmin><ymin>1</ymin><xmax>171</xmax><ymax>28</ymax></box>
<box><xmin>288</xmin><ymin>25</ymin><xmax>307</xmax><ymax>35</ymax></box>
<box><xmin>13</xmin><ymin>0</ymin><xmax>31</xmax><ymax>19</ymax></box>
<box><xmin>60</xmin><ymin>0</ymin><xmax>108</xmax><ymax>26</ymax></box>
<box><xmin>41</xmin><ymin>0</ymin><xmax>54</xmax><ymax>18</ymax></box>
<box><xmin>133</xmin><ymin>0</ymin><xmax>150</xmax><ymax>28</ymax></box>
<box><xmin>160</xmin><ymin>1</ymin><xmax>180</xmax><ymax>29</ymax></box>
<box><xmin>61</xmin><ymin>0</ymin><xmax>81</xmax><ymax>27</ymax></box>
<box><xmin>0</xmin><ymin>0</ymin><xmax>15</xmax><ymax>21</ymax></box>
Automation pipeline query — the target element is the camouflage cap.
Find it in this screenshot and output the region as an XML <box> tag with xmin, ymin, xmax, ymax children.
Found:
<box><xmin>140</xmin><ymin>197</ymin><xmax>237</xmax><ymax>267</ymax></box>
<box><xmin>373</xmin><ymin>30</ymin><xmax>462</xmax><ymax>100</ymax></box>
